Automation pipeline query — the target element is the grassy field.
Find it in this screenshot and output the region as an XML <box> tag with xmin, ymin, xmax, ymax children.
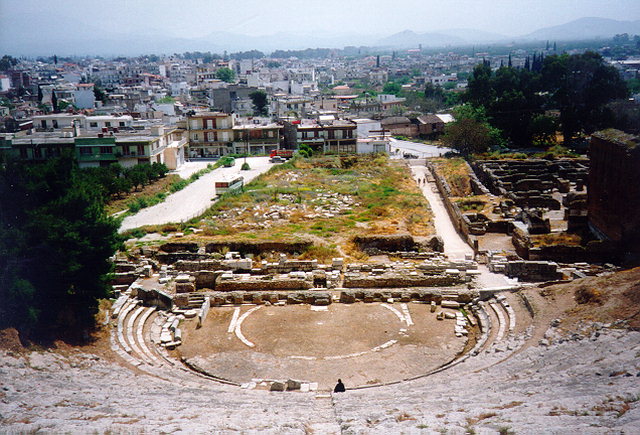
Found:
<box><xmin>431</xmin><ymin>158</ymin><xmax>473</xmax><ymax>197</ymax></box>
<box><xmin>165</xmin><ymin>154</ymin><xmax>435</xmax><ymax>260</ymax></box>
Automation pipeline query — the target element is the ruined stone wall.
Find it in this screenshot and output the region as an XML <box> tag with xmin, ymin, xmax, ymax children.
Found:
<box><xmin>205</xmin><ymin>240</ymin><xmax>313</xmax><ymax>256</ymax></box>
<box><xmin>343</xmin><ymin>274</ymin><xmax>462</xmax><ymax>288</ymax></box>
<box><xmin>504</xmin><ymin>260</ymin><xmax>562</xmax><ymax>282</ymax></box>
<box><xmin>215</xmin><ymin>275</ymin><xmax>314</xmax><ymax>291</ymax></box>
<box><xmin>427</xmin><ymin>161</ymin><xmax>476</xmax><ymax>248</ymax></box>
<box><xmin>588</xmin><ymin>132</ymin><xmax>640</xmax><ymax>249</ymax></box>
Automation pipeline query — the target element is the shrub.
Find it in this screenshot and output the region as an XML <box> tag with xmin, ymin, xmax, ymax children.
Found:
<box><xmin>575</xmin><ymin>286</ymin><xmax>603</xmax><ymax>305</ymax></box>
<box><xmin>170</xmin><ymin>179</ymin><xmax>189</xmax><ymax>193</ymax></box>
<box><xmin>241</xmin><ymin>162</ymin><xmax>251</xmax><ymax>170</ymax></box>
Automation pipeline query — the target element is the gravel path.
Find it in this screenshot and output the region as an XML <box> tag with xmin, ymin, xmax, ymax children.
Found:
<box><xmin>410</xmin><ymin>163</ymin><xmax>473</xmax><ymax>260</ymax></box>
<box><xmin>119</xmin><ymin>157</ymin><xmax>273</xmax><ymax>232</ymax></box>
<box><xmin>409</xmin><ymin>161</ymin><xmax>513</xmax><ymax>289</ymax></box>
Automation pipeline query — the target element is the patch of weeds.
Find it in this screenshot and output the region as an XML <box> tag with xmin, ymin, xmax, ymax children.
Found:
<box><xmin>495</xmin><ymin>401</ymin><xmax>523</xmax><ymax>410</ymax></box>
<box><xmin>466</xmin><ymin>412</ymin><xmax>497</xmax><ymax>425</ymax></box>
<box><xmin>416</xmin><ymin>423</ymin><xmax>428</xmax><ymax>429</ymax></box>
<box><xmin>395</xmin><ymin>412</ymin><xmax>415</xmax><ymax>422</ymax></box>
<box><xmin>498</xmin><ymin>426</ymin><xmax>514</xmax><ymax>435</ymax></box>
<box><xmin>169</xmin><ymin>178</ymin><xmax>189</xmax><ymax>192</ymax></box>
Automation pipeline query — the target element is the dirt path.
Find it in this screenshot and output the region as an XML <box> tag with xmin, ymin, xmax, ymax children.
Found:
<box><xmin>409</xmin><ymin>161</ymin><xmax>513</xmax><ymax>289</ymax></box>
<box><xmin>119</xmin><ymin>157</ymin><xmax>273</xmax><ymax>232</ymax></box>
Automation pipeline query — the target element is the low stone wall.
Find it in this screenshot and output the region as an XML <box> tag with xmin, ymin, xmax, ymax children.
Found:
<box><xmin>353</xmin><ymin>234</ymin><xmax>417</xmax><ymax>254</ymax></box>
<box><xmin>207</xmin><ymin>290</ymin><xmax>331</xmax><ymax>306</ymax></box>
<box><xmin>427</xmin><ymin>161</ymin><xmax>476</xmax><ymax>249</ymax></box>
<box><xmin>215</xmin><ymin>274</ymin><xmax>314</xmax><ymax>291</ymax></box>
<box><xmin>343</xmin><ymin>273</ymin><xmax>463</xmax><ymax>288</ymax></box>
<box><xmin>339</xmin><ymin>288</ymin><xmax>477</xmax><ymax>304</ymax></box>
<box><xmin>512</xmin><ymin>221</ymin><xmax>621</xmax><ymax>263</ymax></box>
<box><xmin>155</xmin><ymin>252</ymin><xmax>211</xmax><ymax>264</ymax></box>
<box><xmin>505</xmin><ymin>260</ymin><xmax>562</xmax><ymax>282</ymax></box>
<box><xmin>205</xmin><ymin>240</ymin><xmax>313</xmax><ymax>256</ymax></box>
<box><xmin>159</xmin><ymin>242</ymin><xmax>199</xmax><ymax>253</ymax></box>
<box><xmin>174</xmin><ymin>260</ymin><xmax>224</xmax><ymax>272</ymax></box>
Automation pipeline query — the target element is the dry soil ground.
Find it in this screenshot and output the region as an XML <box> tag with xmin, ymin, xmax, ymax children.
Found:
<box><xmin>177</xmin><ymin>302</ymin><xmax>467</xmax><ymax>390</ymax></box>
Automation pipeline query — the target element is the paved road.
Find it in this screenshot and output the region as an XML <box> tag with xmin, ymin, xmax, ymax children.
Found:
<box><xmin>119</xmin><ymin>157</ymin><xmax>273</xmax><ymax>232</ymax></box>
<box><xmin>390</xmin><ymin>138</ymin><xmax>452</xmax><ymax>159</ymax></box>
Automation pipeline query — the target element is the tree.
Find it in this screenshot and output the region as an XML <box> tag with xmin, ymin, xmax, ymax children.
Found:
<box><xmin>529</xmin><ymin>114</ymin><xmax>558</xmax><ymax>145</ymax></box>
<box><xmin>0</xmin><ymin>155</ymin><xmax>120</xmax><ymax>339</ymax></box>
<box><xmin>216</xmin><ymin>67</ymin><xmax>235</xmax><ymax>83</ymax></box>
<box><xmin>542</xmin><ymin>51</ymin><xmax>629</xmax><ymax>144</ymax></box>
<box><xmin>94</xmin><ymin>85</ymin><xmax>108</xmax><ymax>103</ymax></box>
<box><xmin>249</xmin><ymin>90</ymin><xmax>269</xmax><ymax>116</ymax></box>
<box><xmin>0</xmin><ymin>55</ymin><xmax>18</xmax><ymax>71</ymax></box>
<box><xmin>382</xmin><ymin>81</ymin><xmax>402</xmax><ymax>96</ymax></box>
<box><xmin>442</xmin><ymin>118</ymin><xmax>493</xmax><ymax>156</ymax></box>
<box><xmin>51</xmin><ymin>90</ymin><xmax>58</xmax><ymax>113</ymax></box>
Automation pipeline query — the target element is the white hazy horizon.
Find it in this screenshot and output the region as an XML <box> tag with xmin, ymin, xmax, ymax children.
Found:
<box><xmin>2</xmin><ymin>0</ymin><xmax>639</xmax><ymax>40</ymax></box>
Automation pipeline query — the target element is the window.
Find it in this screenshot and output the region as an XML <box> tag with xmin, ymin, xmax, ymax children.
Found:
<box><xmin>80</xmin><ymin>147</ymin><xmax>92</xmax><ymax>155</ymax></box>
<box><xmin>119</xmin><ymin>121</ymin><xmax>125</xmax><ymax>127</ymax></box>
<box><xmin>40</xmin><ymin>120</ymin><xmax>47</xmax><ymax>128</ymax></box>
<box><xmin>137</xmin><ymin>145</ymin><xmax>145</xmax><ymax>155</ymax></box>
<box><xmin>105</xmin><ymin>122</ymin><xmax>111</xmax><ymax>127</ymax></box>
<box><xmin>100</xmin><ymin>146</ymin><xmax>112</xmax><ymax>154</ymax></box>
<box><xmin>328</xmin><ymin>130</ymin><xmax>335</xmax><ymax>140</ymax></box>
<box><xmin>52</xmin><ymin>120</ymin><xmax>58</xmax><ymax>129</ymax></box>
<box><xmin>89</xmin><ymin>122</ymin><xmax>98</xmax><ymax>128</ymax></box>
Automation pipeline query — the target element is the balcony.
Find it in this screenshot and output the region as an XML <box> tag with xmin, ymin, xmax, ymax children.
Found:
<box><xmin>77</xmin><ymin>153</ymin><xmax>117</xmax><ymax>161</ymax></box>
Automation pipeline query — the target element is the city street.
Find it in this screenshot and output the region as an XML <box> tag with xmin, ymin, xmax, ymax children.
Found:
<box><xmin>389</xmin><ymin>137</ymin><xmax>452</xmax><ymax>159</ymax></box>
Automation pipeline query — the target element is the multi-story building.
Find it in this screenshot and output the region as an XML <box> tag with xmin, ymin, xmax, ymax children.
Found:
<box><xmin>283</xmin><ymin>118</ymin><xmax>357</xmax><ymax>153</ymax></box>
<box><xmin>232</xmin><ymin>121</ymin><xmax>282</xmax><ymax>155</ymax></box>
<box><xmin>186</xmin><ymin>112</ymin><xmax>234</xmax><ymax>158</ymax></box>
<box><xmin>2</xmin><ymin>124</ymin><xmax>186</xmax><ymax>169</ymax></box>
<box><xmin>186</xmin><ymin>112</ymin><xmax>282</xmax><ymax>157</ymax></box>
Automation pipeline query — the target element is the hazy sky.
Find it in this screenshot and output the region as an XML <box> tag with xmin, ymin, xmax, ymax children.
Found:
<box><xmin>2</xmin><ymin>0</ymin><xmax>640</xmax><ymax>38</ymax></box>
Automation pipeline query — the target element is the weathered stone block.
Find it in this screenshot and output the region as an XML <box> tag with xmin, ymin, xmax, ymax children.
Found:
<box><xmin>270</xmin><ymin>382</ymin><xmax>285</xmax><ymax>392</ymax></box>
<box><xmin>340</xmin><ymin>291</ymin><xmax>356</xmax><ymax>303</ymax></box>
<box><xmin>175</xmin><ymin>282</ymin><xmax>196</xmax><ymax>293</ymax></box>
<box><xmin>286</xmin><ymin>379</ymin><xmax>301</xmax><ymax>391</ymax></box>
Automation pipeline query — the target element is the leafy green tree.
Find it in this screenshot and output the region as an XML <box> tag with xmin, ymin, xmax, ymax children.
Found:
<box><xmin>466</xmin><ymin>62</ymin><xmax>494</xmax><ymax>108</ymax></box>
<box><xmin>424</xmin><ymin>83</ymin><xmax>445</xmax><ymax>100</ymax></box>
<box><xmin>0</xmin><ymin>155</ymin><xmax>119</xmax><ymax>339</ymax></box>
<box><xmin>442</xmin><ymin>118</ymin><xmax>493</xmax><ymax>156</ymax></box>
<box><xmin>450</xmin><ymin>103</ymin><xmax>506</xmax><ymax>149</ymax></box>
<box><xmin>542</xmin><ymin>51</ymin><xmax>628</xmax><ymax>144</ymax></box>
<box><xmin>529</xmin><ymin>114</ymin><xmax>558</xmax><ymax>145</ymax></box>
<box><xmin>51</xmin><ymin>90</ymin><xmax>58</xmax><ymax>113</ymax></box>
<box><xmin>249</xmin><ymin>90</ymin><xmax>269</xmax><ymax>116</ymax></box>
<box><xmin>0</xmin><ymin>55</ymin><xmax>18</xmax><ymax>71</ymax></box>
<box><xmin>216</xmin><ymin>67</ymin><xmax>236</xmax><ymax>83</ymax></box>
<box><xmin>94</xmin><ymin>85</ymin><xmax>108</xmax><ymax>103</ymax></box>
<box><xmin>382</xmin><ymin>81</ymin><xmax>402</xmax><ymax>96</ymax></box>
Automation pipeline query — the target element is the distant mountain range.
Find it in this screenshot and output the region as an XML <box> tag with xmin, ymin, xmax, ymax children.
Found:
<box><xmin>522</xmin><ymin>17</ymin><xmax>640</xmax><ymax>41</ymax></box>
<box><xmin>1</xmin><ymin>15</ymin><xmax>640</xmax><ymax>56</ymax></box>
